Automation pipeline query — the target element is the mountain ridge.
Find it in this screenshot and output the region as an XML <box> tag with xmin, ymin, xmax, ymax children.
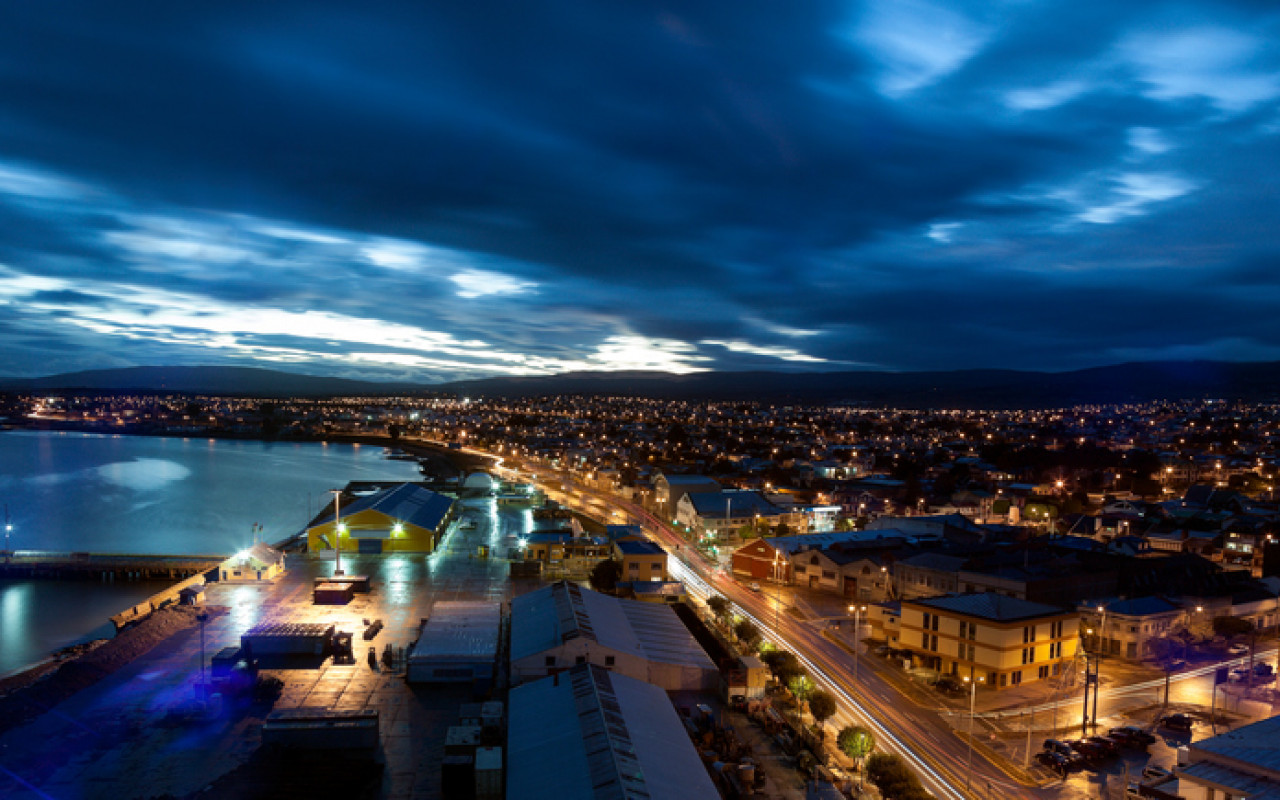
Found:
<box><xmin>2</xmin><ymin>360</ymin><xmax>1279</xmax><ymax>407</ymax></box>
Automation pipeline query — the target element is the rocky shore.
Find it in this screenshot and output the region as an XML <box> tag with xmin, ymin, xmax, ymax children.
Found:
<box><xmin>0</xmin><ymin>604</ymin><xmax>224</xmax><ymax>736</ymax></box>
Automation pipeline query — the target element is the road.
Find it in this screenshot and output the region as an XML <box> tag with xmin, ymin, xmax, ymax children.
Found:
<box><xmin>473</xmin><ymin>451</ymin><xmax>1265</xmax><ymax>800</ymax></box>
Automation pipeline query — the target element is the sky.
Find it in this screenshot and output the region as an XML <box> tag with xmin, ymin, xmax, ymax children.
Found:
<box><xmin>0</xmin><ymin>1</ymin><xmax>1278</xmax><ymax>383</ymax></box>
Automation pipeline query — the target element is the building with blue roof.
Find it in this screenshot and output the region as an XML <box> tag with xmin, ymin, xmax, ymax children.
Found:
<box><xmin>306</xmin><ymin>482</ymin><xmax>456</xmax><ymax>554</ymax></box>
<box><xmin>507</xmin><ymin>663</ymin><xmax>719</xmax><ymax>800</ymax></box>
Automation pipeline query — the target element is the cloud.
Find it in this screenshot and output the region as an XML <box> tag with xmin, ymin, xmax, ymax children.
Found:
<box><xmin>852</xmin><ymin>0</ymin><xmax>991</xmax><ymax>97</ymax></box>
<box><xmin>701</xmin><ymin>339</ymin><xmax>828</xmax><ymax>364</ymax></box>
<box><xmin>450</xmin><ymin>269</ymin><xmax>536</xmax><ymax>299</ymax></box>
<box><xmin>1119</xmin><ymin>26</ymin><xmax>1280</xmax><ymax>112</ymax></box>
<box><xmin>1077</xmin><ymin>172</ymin><xmax>1198</xmax><ymax>225</ymax></box>
<box><xmin>0</xmin><ymin>3</ymin><xmax>1276</xmax><ymax>379</ymax></box>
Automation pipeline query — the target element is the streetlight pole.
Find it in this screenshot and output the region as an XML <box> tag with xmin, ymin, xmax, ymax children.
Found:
<box><xmin>331</xmin><ymin>489</ymin><xmax>345</xmax><ymax>576</ymax></box>
<box><xmin>3</xmin><ymin>504</ymin><xmax>11</xmax><ymax>556</ymax></box>
<box><xmin>965</xmin><ymin>674</ymin><xmax>984</xmax><ymax>789</ymax></box>
<box><xmin>849</xmin><ymin>604</ymin><xmax>866</xmax><ymax>684</ymax></box>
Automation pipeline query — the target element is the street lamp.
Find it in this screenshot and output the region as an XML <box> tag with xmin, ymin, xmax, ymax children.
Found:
<box><xmin>3</xmin><ymin>504</ymin><xmax>11</xmax><ymax>555</ymax></box>
<box><xmin>964</xmin><ymin>674</ymin><xmax>985</xmax><ymax>788</ymax></box>
<box><xmin>849</xmin><ymin>604</ymin><xmax>866</xmax><ymax>684</ymax></box>
<box><xmin>330</xmin><ymin>489</ymin><xmax>345</xmax><ymax>576</ymax></box>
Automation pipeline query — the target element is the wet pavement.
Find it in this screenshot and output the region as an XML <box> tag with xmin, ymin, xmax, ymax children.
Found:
<box><xmin>0</xmin><ymin>496</ymin><xmax>539</xmax><ymax>800</ymax></box>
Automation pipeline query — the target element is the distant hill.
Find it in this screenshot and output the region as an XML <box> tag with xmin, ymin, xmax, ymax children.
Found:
<box><xmin>443</xmin><ymin>360</ymin><xmax>1280</xmax><ymax>407</ymax></box>
<box><xmin>0</xmin><ymin>366</ymin><xmax>416</xmax><ymax>397</ymax></box>
<box><xmin>2</xmin><ymin>360</ymin><xmax>1278</xmax><ymax>406</ymax></box>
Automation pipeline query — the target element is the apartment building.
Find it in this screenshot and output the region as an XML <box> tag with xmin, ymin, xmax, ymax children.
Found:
<box><xmin>900</xmin><ymin>593</ymin><xmax>1079</xmax><ymax>689</ymax></box>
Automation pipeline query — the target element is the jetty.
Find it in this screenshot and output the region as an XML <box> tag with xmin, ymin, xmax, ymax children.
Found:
<box><xmin>0</xmin><ymin>550</ymin><xmax>222</xmax><ymax>581</ymax></box>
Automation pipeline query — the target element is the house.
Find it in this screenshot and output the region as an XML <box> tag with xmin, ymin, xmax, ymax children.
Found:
<box><xmin>651</xmin><ymin>472</ymin><xmax>721</xmax><ymax>516</ymax></box>
<box><xmin>218</xmin><ymin>542</ymin><xmax>285</xmax><ymax>583</ymax></box>
<box><xmin>306</xmin><ymin>483</ymin><xmax>456</xmax><ymax>554</ymax></box>
<box><xmin>900</xmin><ymin>593</ymin><xmax>1079</xmax><ymax>689</ymax></box>
<box><xmin>507</xmin><ymin>663</ymin><xmax>719</xmax><ymax>800</ymax></box>
<box><xmin>676</xmin><ymin>490</ymin><xmax>793</xmax><ymax>539</ymax></box>
<box><xmin>509</xmin><ymin>581</ymin><xmax>718</xmax><ymax>691</ymax></box>
<box><xmin>895</xmin><ymin>552</ymin><xmax>970</xmax><ymax>599</ymax></box>
<box><xmin>614</xmin><ymin>539</ymin><xmax>668</xmax><ymax>582</ymax></box>
<box><xmin>1078</xmin><ymin>596</ymin><xmax>1184</xmax><ymax>661</ymax></box>
<box><xmin>518</xmin><ymin>530</ymin><xmax>611</xmax><ymax>578</ymax></box>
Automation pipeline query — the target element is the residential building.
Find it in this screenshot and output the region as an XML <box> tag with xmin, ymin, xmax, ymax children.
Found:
<box><xmin>900</xmin><ymin>593</ymin><xmax>1079</xmax><ymax>689</ymax></box>
<box><xmin>613</xmin><ymin>539</ymin><xmax>669</xmax><ymax>582</ymax></box>
<box><xmin>1078</xmin><ymin>596</ymin><xmax>1184</xmax><ymax>660</ymax></box>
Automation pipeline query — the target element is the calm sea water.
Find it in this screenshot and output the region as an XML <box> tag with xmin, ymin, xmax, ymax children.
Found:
<box><xmin>0</xmin><ymin>431</ymin><xmax>422</xmax><ymax>676</ymax></box>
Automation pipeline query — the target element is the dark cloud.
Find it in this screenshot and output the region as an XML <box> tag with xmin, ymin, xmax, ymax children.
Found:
<box><xmin>0</xmin><ymin>0</ymin><xmax>1277</xmax><ymax>379</ymax></box>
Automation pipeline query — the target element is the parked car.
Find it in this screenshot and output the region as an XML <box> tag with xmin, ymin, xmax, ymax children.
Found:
<box><xmin>1228</xmin><ymin>644</ymin><xmax>1249</xmax><ymax>656</ymax></box>
<box><xmin>1069</xmin><ymin>739</ymin><xmax>1107</xmax><ymax>760</ymax></box>
<box><xmin>935</xmin><ymin>676</ymin><xmax>965</xmax><ymax>695</ymax></box>
<box><xmin>1110</xmin><ymin>725</ymin><xmax>1157</xmax><ymax>746</ymax></box>
<box><xmin>1082</xmin><ymin>736</ymin><xmax>1120</xmax><ymax>758</ymax></box>
<box><xmin>1043</xmin><ymin>739</ymin><xmax>1085</xmax><ymax>768</ymax></box>
<box><xmin>748</xmin><ymin>581</ymin><xmax>762</xmax><ymax>592</ymax></box>
<box><xmin>1036</xmin><ymin>750</ymin><xmax>1071</xmax><ymax>773</ymax></box>
<box><xmin>1142</xmin><ymin>765</ymin><xmax>1172</xmax><ymax>782</ymax></box>
<box><xmin>1160</xmin><ymin>713</ymin><xmax>1194</xmax><ymax>732</ymax></box>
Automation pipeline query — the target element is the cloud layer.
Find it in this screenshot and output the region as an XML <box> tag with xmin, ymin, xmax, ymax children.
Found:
<box><xmin>0</xmin><ymin>1</ymin><xmax>1278</xmax><ymax>380</ymax></box>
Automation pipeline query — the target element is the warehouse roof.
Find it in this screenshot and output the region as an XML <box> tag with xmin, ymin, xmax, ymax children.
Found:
<box><xmin>507</xmin><ymin>663</ymin><xmax>719</xmax><ymax>800</ymax></box>
<box><xmin>317</xmin><ymin>483</ymin><xmax>454</xmax><ymax>532</ymax></box>
<box><xmin>510</xmin><ymin>582</ymin><xmax>715</xmax><ymax>672</ymax></box>
<box><xmin>409</xmin><ymin>600</ymin><xmax>501</xmax><ymax>661</ymax></box>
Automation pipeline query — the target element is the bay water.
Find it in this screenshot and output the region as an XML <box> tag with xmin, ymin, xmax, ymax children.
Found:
<box><xmin>0</xmin><ymin>431</ymin><xmax>422</xmax><ymax>675</ymax></box>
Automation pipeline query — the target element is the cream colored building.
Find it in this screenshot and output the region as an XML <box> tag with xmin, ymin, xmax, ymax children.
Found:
<box><xmin>900</xmin><ymin>593</ymin><xmax>1079</xmax><ymax>689</ymax></box>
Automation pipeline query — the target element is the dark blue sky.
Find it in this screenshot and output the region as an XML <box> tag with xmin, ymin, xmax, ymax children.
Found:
<box><xmin>1</xmin><ymin>2</ymin><xmax>1277</xmax><ymax>381</ymax></box>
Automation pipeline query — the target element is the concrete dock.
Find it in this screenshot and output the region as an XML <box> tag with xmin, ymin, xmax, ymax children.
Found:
<box><xmin>0</xmin><ymin>497</ymin><xmax>539</xmax><ymax>800</ymax></box>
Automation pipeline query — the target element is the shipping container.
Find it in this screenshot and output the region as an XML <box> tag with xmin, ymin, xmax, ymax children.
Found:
<box><xmin>475</xmin><ymin>746</ymin><xmax>502</xmax><ymax>800</ymax></box>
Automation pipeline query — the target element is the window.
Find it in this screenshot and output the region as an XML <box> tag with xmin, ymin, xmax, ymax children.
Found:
<box><xmin>544</xmin><ymin>656</ymin><xmax>556</xmax><ymax>667</ymax></box>
<box><xmin>932</xmin><ymin>614</ymin><xmax>939</xmax><ymax>632</ymax></box>
<box><xmin>922</xmin><ymin>631</ymin><xmax>930</xmax><ymax>648</ymax></box>
<box><xmin>1023</xmin><ymin>625</ymin><xmax>1035</xmax><ymax>643</ymax></box>
<box><xmin>931</xmin><ymin>635</ymin><xmax>939</xmax><ymax>652</ymax></box>
<box><xmin>651</xmin><ymin>561</ymin><xmax>663</xmax><ymax>571</ymax></box>
<box><xmin>795</xmin><ymin>566</ymin><xmax>806</xmax><ymax>574</ymax></box>
<box><xmin>1011</xmin><ymin>671</ymin><xmax>1022</xmax><ymax>685</ymax></box>
<box><xmin>1022</xmin><ymin>647</ymin><xmax>1033</xmax><ymax>665</ymax></box>
<box><xmin>999</xmin><ymin>673</ymin><xmax>1007</xmax><ymax>687</ymax></box>
<box><xmin>1038</xmin><ymin>665</ymin><xmax>1049</xmax><ymax>679</ymax></box>
<box><xmin>605</xmin><ymin>656</ymin><xmax>615</xmax><ymax>667</ymax></box>
<box><xmin>923</xmin><ymin>612</ymin><xmax>930</xmax><ymax>630</ymax></box>
<box><xmin>823</xmin><ymin>570</ymin><xmax>835</xmax><ymax>579</ymax></box>
<box><xmin>628</xmin><ymin>562</ymin><xmax>639</xmax><ymax>571</ymax></box>
<box><xmin>966</xmin><ymin>644</ymin><xmax>975</xmax><ymax>661</ymax></box>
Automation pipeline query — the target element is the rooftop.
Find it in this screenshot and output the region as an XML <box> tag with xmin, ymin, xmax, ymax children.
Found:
<box><xmin>907</xmin><ymin>592</ymin><xmax>1070</xmax><ymax>622</ymax></box>
<box><xmin>507</xmin><ymin>663</ymin><xmax>719</xmax><ymax>800</ymax></box>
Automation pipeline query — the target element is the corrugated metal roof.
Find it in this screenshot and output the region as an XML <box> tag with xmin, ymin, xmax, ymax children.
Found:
<box><xmin>1191</xmin><ymin>715</ymin><xmax>1280</xmax><ymax>780</ymax></box>
<box><xmin>409</xmin><ymin>600</ymin><xmax>501</xmax><ymax>661</ymax></box>
<box><xmin>316</xmin><ymin>483</ymin><xmax>454</xmax><ymax>532</ymax></box>
<box><xmin>507</xmin><ymin>664</ymin><xmax>719</xmax><ymax>800</ymax></box>
<box><xmin>510</xmin><ymin>583</ymin><xmax>715</xmax><ymax>672</ymax></box>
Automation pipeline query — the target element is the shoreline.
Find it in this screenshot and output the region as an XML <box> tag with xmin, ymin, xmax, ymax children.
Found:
<box><xmin>0</xmin><ymin>605</ymin><xmax>221</xmax><ymax>736</ymax></box>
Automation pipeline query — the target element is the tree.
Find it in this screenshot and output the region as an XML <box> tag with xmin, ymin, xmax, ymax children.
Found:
<box><xmin>706</xmin><ymin>594</ymin><xmax>730</xmax><ymax>623</ymax></box>
<box><xmin>588</xmin><ymin>559</ymin><xmax>623</xmax><ymax>593</ymax></box>
<box><xmin>866</xmin><ymin>753</ymin><xmax>931</xmax><ymax>800</ymax></box>
<box><xmin>788</xmin><ymin>674</ymin><xmax>814</xmax><ymax>702</ymax></box>
<box><xmin>1214</xmin><ymin>615</ymin><xmax>1255</xmax><ymax>639</ymax></box>
<box><xmin>734</xmin><ymin>619</ymin><xmax>762</xmax><ymax>652</ymax></box>
<box><xmin>838</xmin><ymin>725</ymin><xmax>875</xmax><ymax>768</ymax></box>
<box><xmin>761</xmin><ymin>650</ymin><xmax>804</xmax><ymax>686</ymax></box>
<box><xmin>808</xmin><ymin>689</ymin><xmax>837</xmax><ymax>738</ymax></box>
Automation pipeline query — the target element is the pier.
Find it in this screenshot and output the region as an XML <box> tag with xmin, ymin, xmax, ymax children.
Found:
<box><xmin>0</xmin><ymin>550</ymin><xmax>223</xmax><ymax>581</ymax></box>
